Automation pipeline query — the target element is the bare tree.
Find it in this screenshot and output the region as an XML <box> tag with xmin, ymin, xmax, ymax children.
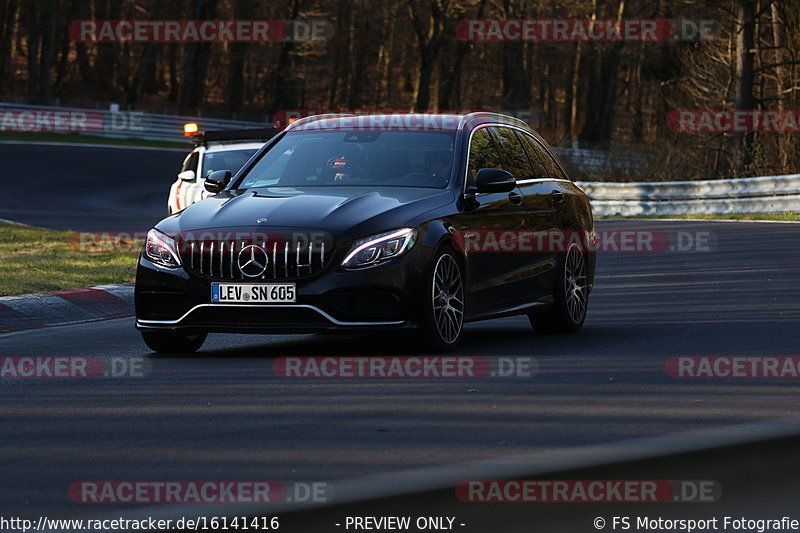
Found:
<box><xmin>407</xmin><ymin>0</ymin><xmax>451</xmax><ymax>111</ymax></box>
<box><xmin>734</xmin><ymin>0</ymin><xmax>755</xmax><ymax>174</ymax></box>
<box><xmin>177</xmin><ymin>0</ymin><xmax>218</xmax><ymax>113</ymax></box>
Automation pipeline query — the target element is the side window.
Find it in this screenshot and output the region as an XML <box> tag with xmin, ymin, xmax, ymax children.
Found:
<box><xmin>182</xmin><ymin>151</ymin><xmax>199</xmax><ymax>173</ymax></box>
<box><xmin>516</xmin><ymin>132</ymin><xmax>548</xmax><ymax>177</ymax></box>
<box><xmin>519</xmin><ymin>134</ymin><xmax>568</xmax><ymax>180</ymax></box>
<box><xmin>467</xmin><ymin>128</ymin><xmax>502</xmax><ymax>187</ymax></box>
<box><xmin>547</xmin><ymin>154</ymin><xmax>569</xmax><ymax>180</ymax></box>
<box><xmin>489</xmin><ymin>127</ymin><xmax>533</xmax><ymax>180</ymax></box>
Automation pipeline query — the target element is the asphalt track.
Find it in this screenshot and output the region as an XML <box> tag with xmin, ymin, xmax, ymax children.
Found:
<box><xmin>0</xmin><ymin>143</ymin><xmax>799</xmax><ymax>523</ymax></box>
<box><xmin>0</xmin><ymin>142</ymin><xmax>184</xmax><ymax>231</ymax></box>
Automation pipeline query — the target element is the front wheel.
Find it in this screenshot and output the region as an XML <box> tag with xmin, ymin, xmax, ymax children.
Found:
<box><xmin>530</xmin><ymin>242</ymin><xmax>589</xmax><ymax>334</ymax></box>
<box><xmin>420</xmin><ymin>249</ymin><xmax>465</xmax><ymax>351</ymax></box>
<box><xmin>141</xmin><ymin>330</ymin><xmax>207</xmax><ymax>354</ymax></box>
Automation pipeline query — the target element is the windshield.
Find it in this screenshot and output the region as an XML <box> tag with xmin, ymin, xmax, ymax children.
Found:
<box><xmin>238</xmin><ymin>130</ymin><xmax>456</xmax><ymax>189</ymax></box>
<box><xmin>203</xmin><ymin>148</ymin><xmax>258</xmax><ymax>178</ymax></box>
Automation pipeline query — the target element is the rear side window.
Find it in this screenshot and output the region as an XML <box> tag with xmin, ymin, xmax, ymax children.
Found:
<box><xmin>516</xmin><ymin>132</ymin><xmax>548</xmax><ymax>177</ymax></box>
<box><xmin>519</xmin><ymin>133</ymin><xmax>568</xmax><ymax>180</ymax></box>
<box><xmin>489</xmin><ymin>127</ymin><xmax>534</xmax><ymax>180</ymax></box>
<box><xmin>467</xmin><ymin>128</ymin><xmax>503</xmax><ymax>187</ymax></box>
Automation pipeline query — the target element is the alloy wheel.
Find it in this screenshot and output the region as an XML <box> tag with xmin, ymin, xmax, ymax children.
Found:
<box><xmin>432</xmin><ymin>254</ymin><xmax>464</xmax><ymax>344</ymax></box>
<box><xmin>564</xmin><ymin>243</ymin><xmax>588</xmax><ymax>324</ymax></box>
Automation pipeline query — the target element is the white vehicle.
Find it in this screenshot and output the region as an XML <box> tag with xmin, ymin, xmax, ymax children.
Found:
<box><xmin>167</xmin><ymin>125</ymin><xmax>274</xmax><ymax>214</ymax></box>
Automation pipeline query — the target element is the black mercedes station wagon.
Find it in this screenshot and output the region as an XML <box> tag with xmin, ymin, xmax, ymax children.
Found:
<box><xmin>135</xmin><ymin>113</ymin><xmax>595</xmax><ymax>353</ymax></box>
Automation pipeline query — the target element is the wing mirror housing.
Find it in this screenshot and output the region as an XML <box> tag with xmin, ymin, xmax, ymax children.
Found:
<box><xmin>475</xmin><ymin>168</ymin><xmax>516</xmax><ymax>193</ymax></box>
<box><xmin>204</xmin><ymin>170</ymin><xmax>232</xmax><ymax>193</ymax></box>
<box><xmin>177</xmin><ymin>169</ymin><xmax>196</xmax><ymax>182</ymax></box>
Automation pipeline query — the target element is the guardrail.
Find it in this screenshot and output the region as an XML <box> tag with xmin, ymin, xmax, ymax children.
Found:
<box><xmin>553</xmin><ymin>141</ymin><xmax>648</xmax><ymax>173</ymax></box>
<box><xmin>577</xmin><ymin>174</ymin><xmax>800</xmax><ymax>215</ymax></box>
<box><xmin>0</xmin><ymin>102</ymin><xmax>271</xmax><ymax>143</ymax></box>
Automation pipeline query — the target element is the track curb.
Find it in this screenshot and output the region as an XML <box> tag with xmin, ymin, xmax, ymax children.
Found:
<box><xmin>0</xmin><ymin>283</ymin><xmax>134</xmax><ymax>333</ymax></box>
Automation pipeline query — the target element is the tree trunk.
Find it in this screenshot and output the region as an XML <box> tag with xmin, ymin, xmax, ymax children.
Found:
<box><xmin>177</xmin><ymin>0</ymin><xmax>218</xmax><ymax>113</ymax></box>
<box><xmin>167</xmin><ymin>45</ymin><xmax>178</xmax><ymax>103</ymax></box>
<box><xmin>0</xmin><ymin>0</ymin><xmax>19</xmax><ymax>93</ymax></box>
<box><xmin>0</xmin><ymin>0</ymin><xmax>19</xmax><ymax>91</ymax></box>
<box><xmin>501</xmin><ymin>0</ymin><xmax>529</xmax><ymax>111</ymax></box>
<box><xmin>93</xmin><ymin>0</ymin><xmax>119</xmax><ymax>98</ymax></box>
<box><xmin>734</xmin><ymin>0</ymin><xmax>755</xmax><ymax>175</ymax></box>
<box><xmin>226</xmin><ymin>0</ymin><xmax>251</xmax><ymax>112</ymax></box>
<box><xmin>347</xmin><ymin>4</ymin><xmax>370</xmax><ymax>111</ymax></box>
<box><xmin>408</xmin><ymin>0</ymin><xmax>448</xmax><ymax>112</ymax></box>
<box><xmin>770</xmin><ymin>1</ymin><xmax>787</xmax><ymax>111</ymax></box>
<box><xmin>439</xmin><ymin>0</ymin><xmax>477</xmax><ymax>112</ymax></box>
<box><xmin>578</xmin><ymin>44</ymin><xmax>622</xmax><ymax>145</ymax></box>
<box><xmin>577</xmin><ymin>0</ymin><xmax>623</xmax><ymax>146</ymax></box>
<box><xmin>25</xmin><ymin>2</ymin><xmax>40</xmax><ymax>98</ymax></box>
<box><xmin>415</xmin><ymin>52</ymin><xmax>435</xmax><ymax>111</ymax></box>
<box><xmin>271</xmin><ymin>0</ymin><xmax>302</xmax><ymax>113</ymax></box>
<box><xmin>631</xmin><ymin>42</ymin><xmax>644</xmax><ymax>142</ymax></box>
<box><xmin>377</xmin><ymin>3</ymin><xmax>397</xmax><ymax>107</ymax></box>
<box><xmin>567</xmin><ymin>42</ymin><xmax>582</xmax><ymax>139</ymax></box>
<box><xmin>503</xmin><ymin>40</ymin><xmax>529</xmax><ymax>110</ymax></box>
<box><xmin>53</xmin><ymin>2</ymin><xmax>73</xmax><ymax>95</ymax></box>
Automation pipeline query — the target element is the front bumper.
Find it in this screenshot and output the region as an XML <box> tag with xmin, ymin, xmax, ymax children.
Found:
<box><xmin>134</xmin><ymin>248</ymin><xmax>431</xmax><ymax>334</ymax></box>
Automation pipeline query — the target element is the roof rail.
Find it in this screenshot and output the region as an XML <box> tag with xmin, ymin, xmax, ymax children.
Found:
<box><xmin>284</xmin><ymin>113</ymin><xmax>357</xmax><ymax>131</ymax></box>
<box><xmin>460</xmin><ymin>112</ymin><xmax>531</xmax><ymax>130</ymax></box>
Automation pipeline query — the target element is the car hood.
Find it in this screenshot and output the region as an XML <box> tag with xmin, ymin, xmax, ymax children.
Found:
<box><xmin>159</xmin><ymin>186</ymin><xmax>454</xmax><ymax>235</ymax></box>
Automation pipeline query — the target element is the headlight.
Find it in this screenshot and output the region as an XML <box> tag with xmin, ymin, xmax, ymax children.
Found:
<box><xmin>143</xmin><ymin>229</ymin><xmax>181</xmax><ymax>268</ymax></box>
<box><xmin>342</xmin><ymin>228</ymin><xmax>416</xmax><ymax>269</ymax></box>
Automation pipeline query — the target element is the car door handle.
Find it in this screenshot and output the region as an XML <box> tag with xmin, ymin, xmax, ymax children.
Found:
<box><xmin>551</xmin><ymin>190</ymin><xmax>565</xmax><ymax>203</ymax></box>
<box><xmin>508</xmin><ymin>191</ymin><xmax>523</xmax><ymax>205</ymax></box>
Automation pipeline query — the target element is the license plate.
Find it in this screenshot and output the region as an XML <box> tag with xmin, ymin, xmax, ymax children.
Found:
<box><xmin>211</xmin><ymin>283</ymin><xmax>296</xmax><ymax>303</ymax></box>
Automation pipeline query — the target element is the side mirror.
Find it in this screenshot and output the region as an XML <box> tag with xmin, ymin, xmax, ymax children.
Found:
<box><xmin>475</xmin><ymin>168</ymin><xmax>516</xmax><ymax>193</ymax></box>
<box><xmin>177</xmin><ymin>169</ymin><xmax>196</xmax><ymax>182</ymax></box>
<box><xmin>204</xmin><ymin>170</ymin><xmax>232</xmax><ymax>193</ymax></box>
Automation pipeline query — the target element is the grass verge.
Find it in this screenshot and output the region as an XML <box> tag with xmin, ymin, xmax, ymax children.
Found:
<box><xmin>0</xmin><ymin>222</ymin><xmax>138</xmax><ymax>297</ymax></box>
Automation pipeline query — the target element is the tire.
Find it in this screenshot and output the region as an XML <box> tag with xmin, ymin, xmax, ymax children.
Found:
<box><xmin>141</xmin><ymin>330</ymin><xmax>207</xmax><ymax>354</ymax></box>
<box><xmin>420</xmin><ymin>248</ymin><xmax>465</xmax><ymax>352</ymax></box>
<box><xmin>530</xmin><ymin>242</ymin><xmax>589</xmax><ymax>334</ymax></box>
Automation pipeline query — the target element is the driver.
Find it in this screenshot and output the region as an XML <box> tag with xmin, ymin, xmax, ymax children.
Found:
<box><xmin>326</xmin><ymin>152</ymin><xmax>367</xmax><ymax>183</ymax></box>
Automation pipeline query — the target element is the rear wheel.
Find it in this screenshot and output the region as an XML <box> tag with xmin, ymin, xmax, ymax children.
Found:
<box><xmin>530</xmin><ymin>242</ymin><xmax>588</xmax><ymax>334</ymax></box>
<box><xmin>421</xmin><ymin>249</ymin><xmax>465</xmax><ymax>351</ymax></box>
<box><xmin>141</xmin><ymin>330</ymin><xmax>207</xmax><ymax>354</ymax></box>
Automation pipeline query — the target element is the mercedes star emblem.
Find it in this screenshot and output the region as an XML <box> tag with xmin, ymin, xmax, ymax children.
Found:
<box><xmin>238</xmin><ymin>245</ymin><xmax>269</xmax><ymax>277</ymax></box>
